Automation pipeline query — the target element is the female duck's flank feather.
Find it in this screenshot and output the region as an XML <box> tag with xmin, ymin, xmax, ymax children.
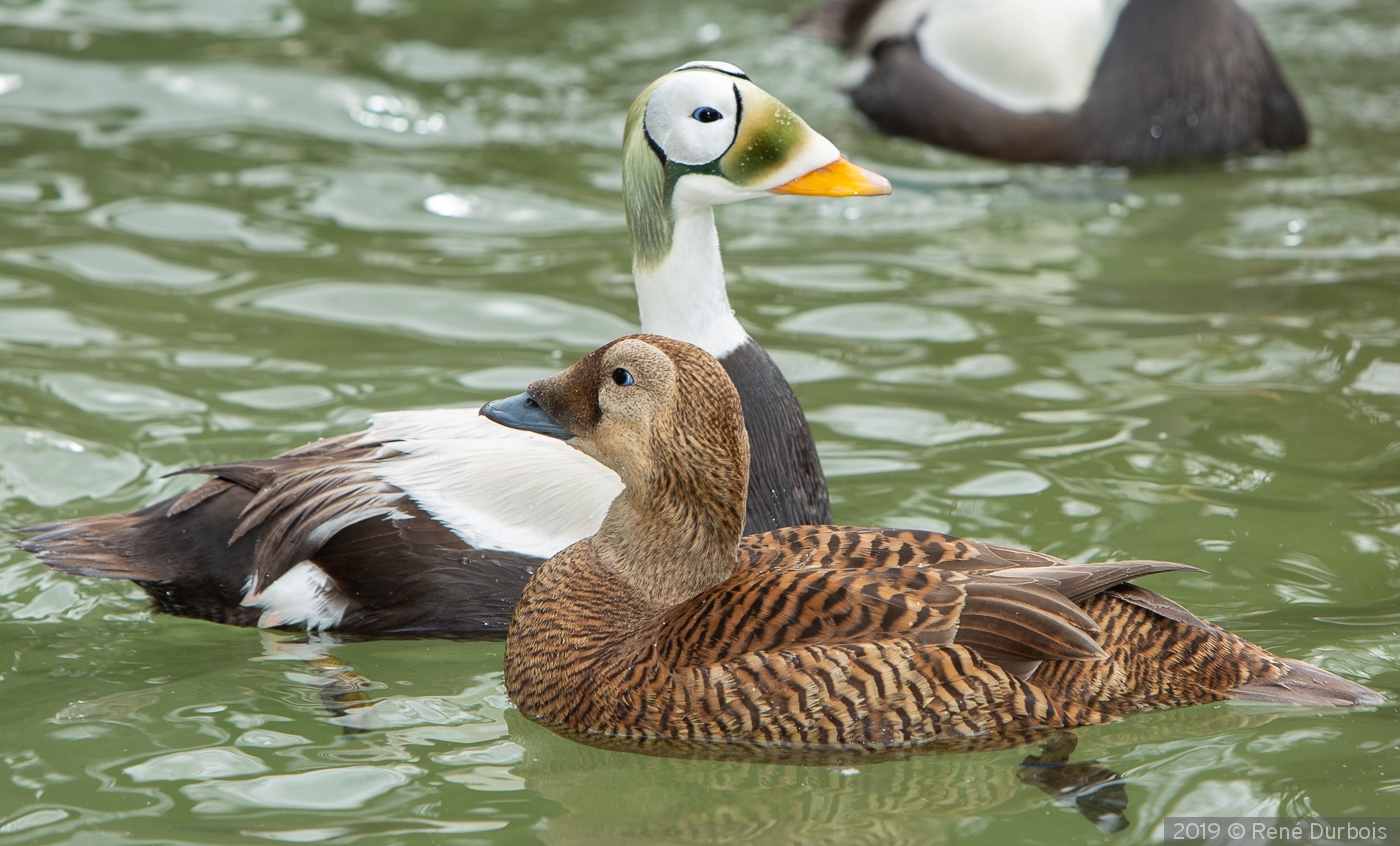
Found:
<box><xmin>499</xmin><ymin>336</ymin><xmax>1381</xmax><ymax>751</ymax></box>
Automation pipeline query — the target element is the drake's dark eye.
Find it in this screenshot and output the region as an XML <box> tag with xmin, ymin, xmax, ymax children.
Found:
<box><xmin>692</xmin><ymin>106</ymin><xmax>722</xmax><ymax>123</ymax></box>
<box><xmin>612</xmin><ymin>368</ymin><xmax>634</xmax><ymax>387</ymax></box>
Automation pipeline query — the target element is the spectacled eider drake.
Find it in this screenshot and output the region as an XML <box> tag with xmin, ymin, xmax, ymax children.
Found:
<box><xmin>486</xmin><ymin>335</ymin><xmax>1380</xmax><ymax>750</ymax></box>
<box><xmin>12</xmin><ymin>62</ymin><xmax>890</xmax><ymax>637</ymax></box>
<box><xmin>800</xmin><ymin>0</ymin><xmax>1308</xmax><ymax>164</ymax></box>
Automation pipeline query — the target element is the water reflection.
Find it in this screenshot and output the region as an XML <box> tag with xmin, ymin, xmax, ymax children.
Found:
<box><xmin>237</xmin><ymin>281</ymin><xmax>636</xmax><ymax>347</ymax></box>
<box><xmin>505</xmin><ymin>702</ymin><xmax>1334</xmax><ymax>846</ymax></box>
<box><xmin>0</xmin><ymin>0</ymin><xmax>304</xmax><ymax>36</ymax></box>
<box><xmin>1</xmin><ymin>0</ymin><xmax>1399</xmax><ymax>841</ymax></box>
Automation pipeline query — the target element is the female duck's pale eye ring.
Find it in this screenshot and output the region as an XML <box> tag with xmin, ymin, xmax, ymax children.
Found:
<box><xmin>692</xmin><ymin>107</ymin><xmax>722</xmax><ymax>123</ymax></box>
<box><xmin>612</xmin><ymin>368</ymin><xmax>635</xmax><ymax>387</ymax></box>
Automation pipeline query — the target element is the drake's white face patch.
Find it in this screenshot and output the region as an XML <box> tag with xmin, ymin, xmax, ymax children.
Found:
<box><xmin>644</xmin><ymin>71</ymin><xmax>741</xmax><ymax>166</ymax></box>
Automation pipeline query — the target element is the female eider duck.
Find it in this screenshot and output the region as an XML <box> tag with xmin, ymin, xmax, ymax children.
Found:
<box><xmin>800</xmin><ymin>0</ymin><xmax>1308</xmax><ymax>164</ymax></box>
<box><xmin>13</xmin><ymin>62</ymin><xmax>890</xmax><ymax>637</ymax></box>
<box><xmin>486</xmin><ymin>335</ymin><xmax>1380</xmax><ymax>749</ymax></box>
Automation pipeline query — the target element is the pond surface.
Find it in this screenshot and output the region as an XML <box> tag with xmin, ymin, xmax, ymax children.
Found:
<box><xmin>1</xmin><ymin>0</ymin><xmax>1399</xmax><ymax>843</ymax></box>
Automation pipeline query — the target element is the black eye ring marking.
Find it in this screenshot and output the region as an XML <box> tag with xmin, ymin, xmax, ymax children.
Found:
<box><xmin>692</xmin><ymin>106</ymin><xmax>722</xmax><ymax>123</ymax></box>
<box><xmin>612</xmin><ymin>368</ymin><xmax>634</xmax><ymax>387</ymax></box>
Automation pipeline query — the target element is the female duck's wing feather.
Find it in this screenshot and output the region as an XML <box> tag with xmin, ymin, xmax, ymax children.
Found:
<box><xmin>658</xmin><ymin>529</ymin><xmax>1197</xmax><ymax>671</ymax></box>
<box><xmin>656</xmin><ymin>564</ymin><xmax>1113</xmax><ymax>670</ymax></box>
<box><xmin>640</xmin><ymin>536</ymin><xmax>1377</xmax><ymax>741</ymax></box>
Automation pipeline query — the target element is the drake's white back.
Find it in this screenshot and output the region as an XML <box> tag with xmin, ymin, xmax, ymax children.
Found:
<box><xmin>366</xmin><ymin>409</ymin><xmax>623</xmax><ymax>559</ymax></box>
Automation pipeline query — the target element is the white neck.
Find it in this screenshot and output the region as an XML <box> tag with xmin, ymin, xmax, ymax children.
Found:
<box><xmin>634</xmin><ymin>206</ymin><xmax>749</xmax><ymax>359</ymax></box>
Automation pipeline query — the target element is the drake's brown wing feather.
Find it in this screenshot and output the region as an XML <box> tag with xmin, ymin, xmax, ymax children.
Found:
<box><xmin>185</xmin><ymin>434</ymin><xmax>407</xmax><ymax>596</ymax></box>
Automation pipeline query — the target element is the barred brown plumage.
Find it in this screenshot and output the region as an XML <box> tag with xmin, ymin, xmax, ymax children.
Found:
<box><xmin>496</xmin><ymin>335</ymin><xmax>1382</xmax><ymax>752</ymax></box>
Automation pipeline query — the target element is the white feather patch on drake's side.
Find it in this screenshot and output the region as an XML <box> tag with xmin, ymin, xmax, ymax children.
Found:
<box><xmin>247</xmin><ymin>561</ymin><xmax>349</xmax><ymax>631</ymax></box>
<box><xmin>366</xmin><ymin>408</ymin><xmax>624</xmax><ymax>559</ymax></box>
<box><xmin>914</xmin><ymin>0</ymin><xmax>1130</xmax><ymax>113</ymax></box>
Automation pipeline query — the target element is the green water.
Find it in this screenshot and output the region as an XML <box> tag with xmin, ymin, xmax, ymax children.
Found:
<box><xmin>1</xmin><ymin>0</ymin><xmax>1398</xmax><ymax>842</ymax></box>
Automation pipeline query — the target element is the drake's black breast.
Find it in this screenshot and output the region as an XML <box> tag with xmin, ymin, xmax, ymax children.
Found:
<box><xmin>721</xmin><ymin>339</ymin><xmax>831</xmax><ymax>532</ymax></box>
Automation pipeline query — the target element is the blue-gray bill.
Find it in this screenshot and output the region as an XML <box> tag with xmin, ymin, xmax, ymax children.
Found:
<box><xmin>481</xmin><ymin>392</ymin><xmax>575</xmax><ymax>440</ymax></box>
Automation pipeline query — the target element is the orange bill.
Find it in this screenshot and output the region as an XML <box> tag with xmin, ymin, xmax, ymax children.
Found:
<box><xmin>769</xmin><ymin>157</ymin><xmax>892</xmax><ymax>197</ymax></box>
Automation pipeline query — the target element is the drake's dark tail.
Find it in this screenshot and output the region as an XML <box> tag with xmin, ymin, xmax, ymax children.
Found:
<box><xmin>14</xmin><ymin>479</ymin><xmax>264</xmax><ymax>626</ymax></box>
<box><xmin>13</xmin><ymin>440</ymin><xmax>539</xmax><ymax>636</ymax></box>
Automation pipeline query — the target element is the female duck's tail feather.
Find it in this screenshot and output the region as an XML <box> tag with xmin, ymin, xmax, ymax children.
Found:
<box><xmin>1030</xmin><ymin>588</ymin><xmax>1381</xmax><ymax>715</ymax></box>
<box><xmin>1230</xmin><ymin>658</ymin><xmax>1384</xmax><ymax>708</ymax></box>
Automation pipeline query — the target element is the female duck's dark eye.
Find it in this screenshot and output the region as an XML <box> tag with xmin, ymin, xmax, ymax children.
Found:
<box><xmin>612</xmin><ymin>368</ymin><xmax>634</xmax><ymax>387</ymax></box>
<box><xmin>692</xmin><ymin>106</ymin><xmax>722</xmax><ymax>123</ymax></box>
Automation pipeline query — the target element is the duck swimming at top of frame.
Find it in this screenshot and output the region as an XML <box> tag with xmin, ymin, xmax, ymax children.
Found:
<box><xmin>484</xmin><ymin>335</ymin><xmax>1381</xmax><ymax>751</ymax></box>
<box><xmin>14</xmin><ymin>62</ymin><xmax>891</xmax><ymax>637</ymax></box>
<box><xmin>800</xmin><ymin>0</ymin><xmax>1308</xmax><ymax>164</ymax></box>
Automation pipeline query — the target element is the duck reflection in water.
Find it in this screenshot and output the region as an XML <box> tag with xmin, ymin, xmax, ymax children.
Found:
<box><xmin>497</xmin><ymin>700</ymin><xmax>1344</xmax><ymax>844</ymax></box>
<box><xmin>275</xmin><ymin>633</ymin><xmax>1133</xmax><ymax>834</ymax></box>
<box><xmin>505</xmin><ymin>708</ymin><xmax>1132</xmax><ymax>841</ymax></box>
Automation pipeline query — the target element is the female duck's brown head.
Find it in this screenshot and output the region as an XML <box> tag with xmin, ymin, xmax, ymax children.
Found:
<box><xmin>483</xmin><ymin>335</ymin><xmax>751</xmax><ymax>601</ymax></box>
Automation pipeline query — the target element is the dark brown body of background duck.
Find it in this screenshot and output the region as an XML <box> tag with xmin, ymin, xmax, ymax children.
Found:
<box><xmin>800</xmin><ymin>0</ymin><xmax>1308</xmax><ymax>164</ymax></box>
<box><xmin>484</xmin><ymin>335</ymin><xmax>1380</xmax><ymax>750</ymax></box>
